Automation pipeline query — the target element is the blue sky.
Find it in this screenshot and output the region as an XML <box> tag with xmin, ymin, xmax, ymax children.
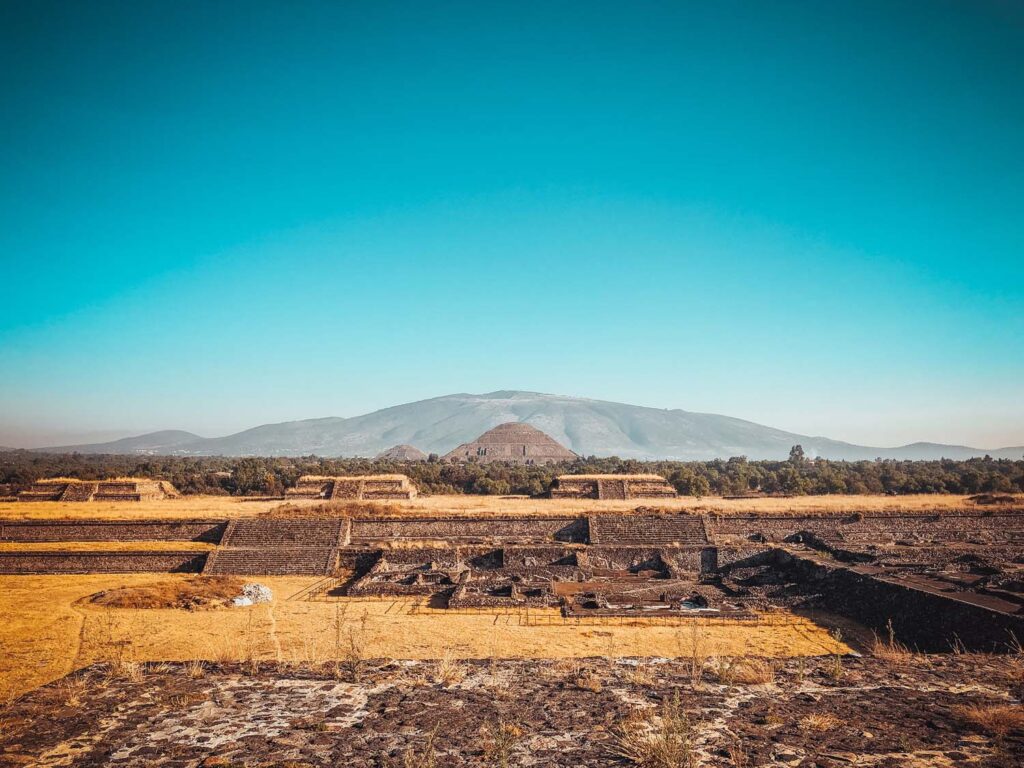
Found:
<box><xmin>1</xmin><ymin>1</ymin><xmax>1022</xmax><ymax>448</ymax></box>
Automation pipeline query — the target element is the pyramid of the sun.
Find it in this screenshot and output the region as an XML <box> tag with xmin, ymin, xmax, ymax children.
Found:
<box><xmin>376</xmin><ymin>444</ymin><xmax>428</xmax><ymax>461</ymax></box>
<box><xmin>441</xmin><ymin>422</ymin><xmax>578</xmax><ymax>465</ymax></box>
<box><xmin>285</xmin><ymin>474</ymin><xmax>417</xmax><ymax>500</ymax></box>
<box><xmin>17</xmin><ymin>478</ymin><xmax>180</xmax><ymax>502</ymax></box>
<box><xmin>550</xmin><ymin>474</ymin><xmax>678</xmax><ymax>500</ymax></box>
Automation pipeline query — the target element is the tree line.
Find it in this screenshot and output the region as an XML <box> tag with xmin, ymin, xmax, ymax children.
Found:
<box><xmin>1</xmin><ymin>447</ymin><xmax>1021</xmax><ymax>497</ymax></box>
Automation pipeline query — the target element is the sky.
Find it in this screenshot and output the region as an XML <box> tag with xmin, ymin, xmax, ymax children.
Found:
<box><xmin>1</xmin><ymin>1</ymin><xmax>1022</xmax><ymax>449</ymax></box>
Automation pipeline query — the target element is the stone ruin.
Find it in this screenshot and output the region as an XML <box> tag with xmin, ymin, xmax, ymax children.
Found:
<box><xmin>441</xmin><ymin>422</ymin><xmax>578</xmax><ymax>465</ymax></box>
<box><xmin>3</xmin><ymin>508</ymin><xmax>1024</xmax><ymax>651</ymax></box>
<box><xmin>550</xmin><ymin>474</ymin><xmax>678</xmax><ymax>500</ymax></box>
<box><xmin>375</xmin><ymin>444</ymin><xmax>428</xmax><ymax>461</ymax></box>
<box><xmin>17</xmin><ymin>478</ymin><xmax>180</xmax><ymax>502</ymax></box>
<box><xmin>284</xmin><ymin>474</ymin><xmax>417</xmax><ymax>500</ymax></box>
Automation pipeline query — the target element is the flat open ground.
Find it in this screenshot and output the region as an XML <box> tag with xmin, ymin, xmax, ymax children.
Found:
<box><xmin>0</xmin><ymin>492</ymin><xmax>1012</xmax><ymax>521</ymax></box>
<box><xmin>0</xmin><ymin>573</ymin><xmax>849</xmax><ymax>701</ymax></box>
<box><xmin>3</xmin><ymin>655</ymin><xmax>1020</xmax><ymax>767</ymax></box>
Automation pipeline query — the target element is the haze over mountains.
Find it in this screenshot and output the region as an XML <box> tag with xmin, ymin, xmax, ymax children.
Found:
<box><xmin>26</xmin><ymin>391</ymin><xmax>1023</xmax><ymax>461</ymax></box>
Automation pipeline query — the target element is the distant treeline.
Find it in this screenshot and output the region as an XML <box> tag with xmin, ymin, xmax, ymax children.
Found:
<box><xmin>1</xmin><ymin>447</ymin><xmax>1022</xmax><ymax>497</ymax></box>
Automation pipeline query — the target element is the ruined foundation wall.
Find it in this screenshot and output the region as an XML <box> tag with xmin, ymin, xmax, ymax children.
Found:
<box><xmin>0</xmin><ymin>520</ymin><xmax>227</xmax><ymax>543</ymax></box>
<box><xmin>0</xmin><ymin>551</ymin><xmax>207</xmax><ymax>574</ymax></box>
<box><xmin>350</xmin><ymin>517</ymin><xmax>586</xmax><ymax>542</ymax></box>
<box><xmin>786</xmin><ymin>554</ymin><xmax>1024</xmax><ymax>653</ymax></box>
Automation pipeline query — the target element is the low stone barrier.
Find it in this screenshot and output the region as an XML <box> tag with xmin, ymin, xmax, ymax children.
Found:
<box><xmin>0</xmin><ymin>519</ymin><xmax>227</xmax><ymax>543</ymax></box>
<box><xmin>0</xmin><ymin>551</ymin><xmax>207</xmax><ymax>574</ymax></box>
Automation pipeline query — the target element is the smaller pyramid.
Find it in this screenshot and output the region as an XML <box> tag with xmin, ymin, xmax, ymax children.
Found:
<box><xmin>376</xmin><ymin>444</ymin><xmax>428</xmax><ymax>461</ymax></box>
<box><xmin>441</xmin><ymin>422</ymin><xmax>577</xmax><ymax>465</ymax></box>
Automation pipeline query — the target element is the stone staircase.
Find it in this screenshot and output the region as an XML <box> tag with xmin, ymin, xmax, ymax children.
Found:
<box><xmin>204</xmin><ymin>547</ymin><xmax>337</xmax><ymax>576</ymax></box>
<box><xmin>220</xmin><ymin>519</ymin><xmax>348</xmax><ymax>548</ymax></box>
<box><xmin>60</xmin><ymin>482</ymin><xmax>98</xmax><ymax>502</ymax></box>
<box><xmin>598</xmin><ymin>479</ymin><xmax>627</xmax><ymax>500</ymax></box>
<box><xmin>206</xmin><ymin>518</ymin><xmax>349</xmax><ymax>575</ymax></box>
<box><xmin>588</xmin><ymin>515</ymin><xmax>708</xmax><ymax>546</ymax></box>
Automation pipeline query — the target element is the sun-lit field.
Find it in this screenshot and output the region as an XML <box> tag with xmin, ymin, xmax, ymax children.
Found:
<box><xmin>0</xmin><ymin>573</ymin><xmax>850</xmax><ymax>700</ymax></box>
<box><xmin>0</xmin><ymin>492</ymin><xmax>1012</xmax><ymax>521</ymax></box>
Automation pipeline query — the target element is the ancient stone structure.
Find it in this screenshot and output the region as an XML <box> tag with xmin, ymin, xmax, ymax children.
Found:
<box><xmin>550</xmin><ymin>474</ymin><xmax>678</xmax><ymax>500</ymax></box>
<box><xmin>441</xmin><ymin>422</ymin><xmax>577</xmax><ymax>465</ymax></box>
<box><xmin>0</xmin><ymin>551</ymin><xmax>206</xmax><ymax>574</ymax></box>
<box><xmin>375</xmin><ymin>444</ymin><xmax>428</xmax><ymax>461</ymax></box>
<box><xmin>17</xmin><ymin>478</ymin><xmax>180</xmax><ymax>502</ymax></box>
<box><xmin>204</xmin><ymin>518</ymin><xmax>350</xmax><ymax>576</ymax></box>
<box><xmin>2</xmin><ymin>507</ymin><xmax>1023</xmax><ymax>651</ymax></box>
<box><xmin>284</xmin><ymin>474</ymin><xmax>417</xmax><ymax>500</ymax></box>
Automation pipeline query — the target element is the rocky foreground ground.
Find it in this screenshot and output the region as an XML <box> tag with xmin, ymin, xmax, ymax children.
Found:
<box><xmin>1</xmin><ymin>654</ymin><xmax>1022</xmax><ymax>767</ymax></box>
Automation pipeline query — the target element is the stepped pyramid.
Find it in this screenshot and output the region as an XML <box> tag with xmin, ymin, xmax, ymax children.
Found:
<box><xmin>376</xmin><ymin>444</ymin><xmax>428</xmax><ymax>461</ymax></box>
<box><xmin>441</xmin><ymin>422</ymin><xmax>577</xmax><ymax>465</ymax></box>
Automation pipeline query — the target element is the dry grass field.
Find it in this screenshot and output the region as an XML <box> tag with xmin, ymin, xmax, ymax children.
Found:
<box><xmin>0</xmin><ymin>573</ymin><xmax>850</xmax><ymax>701</ymax></box>
<box><xmin>1</xmin><ymin>492</ymin><xmax>1015</xmax><ymax>521</ymax></box>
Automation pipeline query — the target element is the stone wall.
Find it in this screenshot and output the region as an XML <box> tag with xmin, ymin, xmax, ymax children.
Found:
<box><xmin>350</xmin><ymin>516</ymin><xmax>586</xmax><ymax>543</ymax></box>
<box><xmin>784</xmin><ymin>552</ymin><xmax>1024</xmax><ymax>653</ymax></box>
<box><xmin>0</xmin><ymin>519</ymin><xmax>227</xmax><ymax>543</ymax></box>
<box><xmin>0</xmin><ymin>551</ymin><xmax>207</xmax><ymax>574</ymax></box>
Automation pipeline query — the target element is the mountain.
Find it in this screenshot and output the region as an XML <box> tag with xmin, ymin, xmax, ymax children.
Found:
<box><xmin>41</xmin><ymin>430</ymin><xmax>204</xmax><ymax>455</ymax></box>
<box><xmin>33</xmin><ymin>391</ymin><xmax>1024</xmax><ymax>461</ymax></box>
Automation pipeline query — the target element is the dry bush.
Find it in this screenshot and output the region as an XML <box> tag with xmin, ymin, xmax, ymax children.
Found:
<box><xmin>727</xmin><ymin>659</ymin><xmax>775</xmax><ymax>686</ymax></box>
<box><xmin>88</xmin><ymin>576</ymin><xmax>244</xmax><ymax>610</ymax></box>
<box><xmin>431</xmin><ymin>649</ymin><xmax>466</xmax><ymax>687</ymax></box>
<box><xmin>799</xmin><ymin>713</ymin><xmax>841</xmax><ymax>732</ymax></box>
<box><xmin>184</xmin><ymin>660</ymin><xmax>205</xmax><ymax>680</ymax></box>
<box><xmin>955</xmin><ymin>704</ymin><xmax>1024</xmax><ymax>737</ymax></box>
<box><xmin>679</xmin><ymin>624</ymin><xmax>708</xmax><ymax>687</ymax></box>
<box><xmin>626</xmin><ymin>660</ymin><xmax>656</xmax><ymax>687</ymax></box>
<box><xmin>115</xmin><ymin>660</ymin><xmax>143</xmax><ymax>682</ymax></box>
<box><xmin>826</xmin><ymin>629</ymin><xmax>845</xmax><ymax>680</ymax></box>
<box><xmin>871</xmin><ymin>619</ymin><xmax>913</xmax><ymax>661</ymax></box>
<box><xmin>611</xmin><ymin>692</ymin><xmax>698</xmax><ymax>768</ymax></box>
<box><xmin>480</xmin><ymin>720</ymin><xmax>522</xmax><ymax>768</ymax></box>
<box><xmin>58</xmin><ymin>677</ymin><xmax>86</xmax><ymax>707</ymax></box>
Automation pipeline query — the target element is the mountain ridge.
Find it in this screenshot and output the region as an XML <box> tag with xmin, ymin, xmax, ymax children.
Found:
<box><xmin>26</xmin><ymin>391</ymin><xmax>1024</xmax><ymax>461</ymax></box>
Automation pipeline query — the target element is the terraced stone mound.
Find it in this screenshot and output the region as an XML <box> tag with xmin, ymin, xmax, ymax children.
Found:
<box><xmin>285</xmin><ymin>474</ymin><xmax>417</xmax><ymax>500</ymax></box>
<box><xmin>205</xmin><ymin>518</ymin><xmax>348</xmax><ymax>575</ymax></box>
<box><xmin>551</xmin><ymin>473</ymin><xmax>678</xmax><ymax>499</ymax></box>
<box><xmin>220</xmin><ymin>518</ymin><xmax>348</xmax><ymax>548</ymax></box>
<box><xmin>375</xmin><ymin>444</ymin><xmax>428</xmax><ymax>461</ymax></box>
<box><xmin>441</xmin><ymin>422</ymin><xmax>578</xmax><ymax>465</ymax></box>
<box><xmin>17</xmin><ymin>478</ymin><xmax>179</xmax><ymax>502</ymax></box>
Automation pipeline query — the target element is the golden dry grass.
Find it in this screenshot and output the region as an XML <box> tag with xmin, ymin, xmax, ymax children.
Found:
<box><xmin>799</xmin><ymin>713</ymin><xmax>841</xmax><ymax>732</ymax></box>
<box><xmin>87</xmin><ymin>576</ymin><xmax>244</xmax><ymax>610</ymax></box>
<box><xmin>0</xmin><ymin>574</ymin><xmax>850</xmax><ymax>699</ymax></box>
<box><xmin>0</xmin><ymin>493</ymin><xmax>1010</xmax><ymax>522</ymax></box>
<box><xmin>955</xmin><ymin>704</ymin><xmax>1024</xmax><ymax>737</ymax></box>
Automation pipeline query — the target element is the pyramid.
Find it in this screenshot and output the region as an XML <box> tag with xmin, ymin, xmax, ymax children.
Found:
<box><xmin>285</xmin><ymin>474</ymin><xmax>417</xmax><ymax>500</ymax></box>
<box><xmin>441</xmin><ymin>422</ymin><xmax>577</xmax><ymax>465</ymax></box>
<box><xmin>550</xmin><ymin>474</ymin><xmax>678</xmax><ymax>500</ymax></box>
<box><xmin>376</xmin><ymin>444</ymin><xmax>428</xmax><ymax>461</ymax></box>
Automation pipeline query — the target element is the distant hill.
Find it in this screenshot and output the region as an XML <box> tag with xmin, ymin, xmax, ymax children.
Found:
<box><xmin>34</xmin><ymin>391</ymin><xmax>1024</xmax><ymax>461</ymax></box>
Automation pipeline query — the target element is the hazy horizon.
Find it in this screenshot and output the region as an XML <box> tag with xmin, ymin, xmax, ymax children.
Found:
<box><xmin>2</xmin><ymin>2</ymin><xmax>1022</xmax><ymax>450</ymax></box>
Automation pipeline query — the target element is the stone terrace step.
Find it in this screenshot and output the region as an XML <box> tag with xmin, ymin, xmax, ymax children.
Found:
<box><xmin>589</xmin><ymin>515</ymin><xmax>708</xmax><ymax>546</ymax></box>
<box><xmin>220</xmin><ymin>519</ymin><xmax>348</xmax><ymax>548</ymax></box>
<box><xmin>204</xmin><ymin>547</ymin><xmax>337</xmax><ymax>575</ymax></box>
